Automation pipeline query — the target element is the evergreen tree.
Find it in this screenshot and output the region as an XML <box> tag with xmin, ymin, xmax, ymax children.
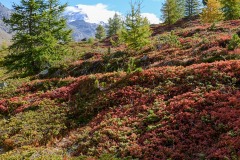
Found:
<box><xmin>4</xmin><ymin>0</ymin><xmax>71</xmax><ymax>74</ymax></box>
<box><xmin>220</xmin><ymin>0</ymin><xmax>240</xmax><ymax>20</ymax></box>
<box><xmin>107</xmin><ymin>13</ymin><xmax>122</xmax><ymax>37</ymax></box>
<box><xmin>119</xmin><ymin>1</ymin><xmax>152</xmax><ymax>52</ymax></box>
<box><xmin>201</xmin><ymin>0</ymin><xmax>224</xmax><ymax>23</ymax></box>
<box><xmin>43</xmin><ymin>0</ymin><xmax>72</xmax><ymax>43</ymax></box>
<box><xmin>185</xmin><ymin>0</ymin><xmax>201</xmax><ymax>17</ymax></box>
<box><xmin>95</xmin><ymin>25</ymin><xmax>106</xmax><ymax>40</ymax></box>
<box><xmin>177</xmin><ymin>0</ymin><xmax>186</xmax><ymax>18</ymax></box>
<box><xmin>161</xmin><ymin>0</ymin><xmax>185</xmax><ymax>25</ymax></box>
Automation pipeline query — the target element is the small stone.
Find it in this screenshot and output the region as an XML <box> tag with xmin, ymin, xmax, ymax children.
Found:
<box><xmin>0</xmin><ymin>82</ymin><xmax>7</xmax><ymax>89</ymax></box>
<box><xmin>156</xmin><ymin>44</ymin><xmax>162</xmax><ymax>50</ymax></box>
<box><xmin>39</xmin><ymin>69</ymin><xmax>49</xmax><ymax>78</ymax></box>
<box><xmin>141</xmin><ymin>55</ymin><xmax>148</xmax><ymax>61</ymax></box>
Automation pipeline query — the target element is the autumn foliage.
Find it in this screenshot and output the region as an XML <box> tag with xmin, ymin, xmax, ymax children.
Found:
<box><xmin>201</xmin><ymin>0</ymin><xmax>224</xmax><ymax>23</ymax></box>
<box><xmin>1</xmin><ymin>17</ymin><xmax>240</xmax><ymax>159</ymax></box>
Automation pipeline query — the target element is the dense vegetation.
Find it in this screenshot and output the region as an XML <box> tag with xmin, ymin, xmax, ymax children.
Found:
<box><xmin>0</xmin><ymin>0</ymin><xmax>240</xmax><ymax>159</ymax></box>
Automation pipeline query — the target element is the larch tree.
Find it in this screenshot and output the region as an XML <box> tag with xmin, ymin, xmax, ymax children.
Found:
<box><xmin>118</xmin><ymin>1</ymin><xmax>152</xmax><ymax>52</ymax></box>
<box><xmin>185</xmin><ymin>0</ymin><xmax>201</xmax><ymax>17</ymax></box>
<box><xmin>220</xmin><ymin>0</ymin><xmax>240</xmax><ymax>20</ymax></box>
<box><xmin>95</xmin><ymin>25</ymin><xmax>106</xmax><ymax>40</ymax></box>
<box><xmin>107</xmin><ymin>13</ymin><xmax>122</xmax><ymax>37</ymax></box>
<box><xmin>200</xmin><ymin>0</ymin><xmax>224</xmax><ymax>23</ymax></box>
<box><xmin>4</xmin><ymin>0</ymin><xmax>71</xmax><ymax>74</ymax></box>
<box><xmin>161</xmin><ymin>0</ymin><xmax>185</xmax><ymax>25</ymax></box>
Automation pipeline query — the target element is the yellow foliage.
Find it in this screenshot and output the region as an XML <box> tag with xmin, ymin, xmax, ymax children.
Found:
<box><xmin>200</xmin><ymin>0</ymin><xmax>224</xmax><ymax>23</ymax></box>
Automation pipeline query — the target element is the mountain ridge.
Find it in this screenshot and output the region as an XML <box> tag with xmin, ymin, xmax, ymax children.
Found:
<box><xmin>0</xmin><ymin>3</ymin><xmax>107</xmax><ymax>43</ymax></box>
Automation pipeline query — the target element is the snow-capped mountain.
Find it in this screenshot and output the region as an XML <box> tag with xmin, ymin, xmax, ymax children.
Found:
<box><xmin>64</xmin><ymin>5</ymin><xmax>108</xmax><ymax>41</ymax></box>
<box><xmin>0</xmin><ymin>3</ymin><xmax>108</xmax><ymax>42</ymax></box>
<box><xmin>64</xmin><ymin>9</ymin><xmax>89</xmax><ymax>23</ymax></box>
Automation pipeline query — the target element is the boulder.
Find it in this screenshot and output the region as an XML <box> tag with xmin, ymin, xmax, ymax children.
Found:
<box><xmin>0</xmin><ymin>82</ymin><xmax>7</xmax><ymax>89</ymax></box>
<box><xmin>38</xmin><ymin>69</ymin><xmax>49</xmax><ymax>78</ymax></box>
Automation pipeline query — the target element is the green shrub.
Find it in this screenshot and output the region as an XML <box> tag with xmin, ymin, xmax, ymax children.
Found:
<box><xmin>228</xmin><ymin>34</ymin><xmax>240</xmax><ymax>50</ymax></box>
<box><xmin>87</xmin><ymin>37</ymin><xmax>95</xmax><ymax>44</ymax></box>
<box><xmin>0</xmin><ymin>77</ymin><xmax>30</xmax><ymax>98</ymax></box>
<box><xmin>0</xmin><ymin>146</ymin><xmax>66</xmax><ymax>160</ymax></box>
<box><xmin>157</xmin><ymin>31</ymin><xmax>181</xmax><ymax>48</ymax></box>
<box><xmin>126</xmin><ymin>58</ymin><xmax>142</xmax><ymax>74</ymax></box>
<box><xmin>0</xmin><ymin>99</ymin><xmax>67</xmax><ymax>149</ymax></box>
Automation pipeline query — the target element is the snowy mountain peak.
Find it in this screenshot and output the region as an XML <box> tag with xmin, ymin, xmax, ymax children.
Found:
<box><xmin>64</xmin><ymin>3</ymin><xmax>117</xmax><ymax>24</ymax></box>
<box><xmin>64</xmin><ymin>6</ymin><xmax>89</xmax><ymax>23</ymax></box>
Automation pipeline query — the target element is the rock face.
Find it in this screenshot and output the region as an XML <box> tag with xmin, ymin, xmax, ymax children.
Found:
<box><xmin>0</xmin><ymin>3</ymin><xmax>12</xmax><ymax>44</ymax></box>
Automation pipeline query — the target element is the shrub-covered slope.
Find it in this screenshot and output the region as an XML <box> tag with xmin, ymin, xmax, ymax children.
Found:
<box><xmin>0</xmin><ymin>19</ymin><xmax>240</xmax><ymax>159</ymax></box>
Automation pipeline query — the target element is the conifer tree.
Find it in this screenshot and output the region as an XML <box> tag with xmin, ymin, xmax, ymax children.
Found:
<box><xmin>107</xmin><ymin>13</ymin><xmax>122</xmax><ymax>37</ymax></box>
<box><xmin>201</xmin><ymin>0</ymin><xmax>224</xmax><ymax>23</ymax></box>
<box><xmin>177</xmin><ymin>0</ymin><xmax>186</xmax><ymax>18</ymax></box>
<box><xmin>43</xmin><ymin>0</ymin><xmax>72</xmax><ymax>43</ymax></box>
<box><xmin>119</xmin><ymin>1</ymin><xmax>152</xmax><ymax>52</ymax></box>
<box><xmin>4</xmin><ymin>0</ymin><xmax>71</xmax><ymax>74</ymax></box>
<box><xmin>220</xmin><ymin>0</ymin><xmax>240</xmax><ymax>20</ymax></box>
<box><xmin>161</xmin><ymin>0</ymin><xmax>185</xmax><ymax>25</ymax></box>
<box><xmin>95</xmin><ymin>25</ymin><xmax>106</xmax><ymax>40</ymax></box>
<box><xmin>185</xmin><ymin>0</ymin><xmax>201</xmax><ymax>17</ymax></box>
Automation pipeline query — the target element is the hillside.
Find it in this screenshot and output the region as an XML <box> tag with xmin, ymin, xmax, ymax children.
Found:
<box><xmin>0</xmin><ymin>3</ymin><xmax>12</xmax><ymax>44</ymax></box>
<box><xmin>0</xmin><ymin>18</ymin><xmax>240</xmax><ymax>159</ymax></box>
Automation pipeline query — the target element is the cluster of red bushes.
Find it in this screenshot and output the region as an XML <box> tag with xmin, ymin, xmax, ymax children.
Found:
<box><xmin>65</xmin><ymin>60</ymin><xmax>240</xmax><ymax>159</ymax></box>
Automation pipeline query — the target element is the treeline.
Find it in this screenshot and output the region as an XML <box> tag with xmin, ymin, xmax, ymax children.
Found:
<box><xmin>162</xmin><ymin>0</ymin><xmax>240</xmax><ymax>24</ymax></box>
<box><xmin>95</xmin><ymin>2</ymin><xmax>152</xmax><ymax>52</ymax></box>
<box><xmin>97</xmin><ymin>0</ymin><xmax>240</xmax><ymax>50</ymax></box>
<box><xmin>3</xmin><ymin>0</ymin><xmax>240</xmax><ymax>74</ymax></box>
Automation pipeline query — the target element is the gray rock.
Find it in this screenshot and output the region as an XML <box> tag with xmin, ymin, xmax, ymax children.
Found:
<box><xmin>141</xmin><ymin>55</ymin><xmax>148</xmax><ymax>61</ymax></box>
<box><xmin>39</xmin><ymin>69</ymin><xmax>49</xmax><ymax>78</ymax></box>
<box><xmin>0</xmin><ymin>82</ymin><xmax>7</xmax><ymax>89</ymax></box>
<box><xmin>156</xmin><ymin>44</ymin><xmax>162</xmax><ymax>50</ymax></box>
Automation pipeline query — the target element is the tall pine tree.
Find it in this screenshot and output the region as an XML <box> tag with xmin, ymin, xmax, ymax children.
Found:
<box><xmin>185</xmin><ymin>0</ymin><xmax>201</xmax><ymax>17</ymax></box>
<box><xmin>95</xmin><ymin>25</ymin><xmax>106</xmax><ymax>40</ymax></box>
<box><xmin>200</xmin><ymin>0</ymin><xmax>224</xmax><ymax>23</ymax></box>
<box><xmin>119</xmin><ymin>1</ymin><xmax>152</xmax><ymax>52</ymax></box>
<box><xmin>107</xmin><ymin>13</ymin><xmax>122</xmax><ymax>37</ymax></box>
<box><xmin>4</xmin><ymin>0</ymin><xmax>71</xmax><ymax>74</ymax></box>
<box><xmin>220</xmin><ymin>0</ymin><xmax>240</xmax><ymax>20</ymax></box>
<box><xmin>161</xmin><ymin>0</ymin><xmax>185</xmax><ymax>25</ymax></box>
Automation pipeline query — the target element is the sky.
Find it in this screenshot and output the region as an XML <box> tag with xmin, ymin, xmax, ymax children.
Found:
<box><xmin>0</xmin><ymin>0</ymin><xmax>165</xmax><ymax>24</ymax></box>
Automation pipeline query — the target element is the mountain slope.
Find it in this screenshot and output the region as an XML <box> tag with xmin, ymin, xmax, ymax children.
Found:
<box><xmin>67</xmin><ymin>20</ymin><xmax>99</xmax><ymax>41</ymax></box>
<box><xmin>0</xmin><ymin>3</ymin><xmax>12</xmax><ymax>45</ymax></box>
